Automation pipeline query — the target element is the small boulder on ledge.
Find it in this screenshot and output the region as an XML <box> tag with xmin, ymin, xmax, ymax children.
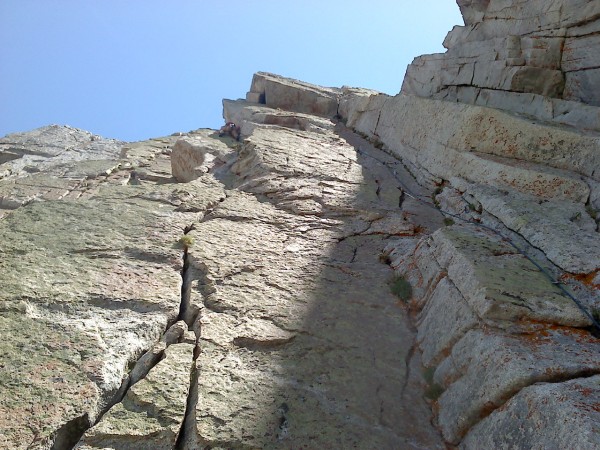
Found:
<box><xmin>170</xmin><ymin>139</ymin><xmax>206</xmax><ymax>182</ymax></box>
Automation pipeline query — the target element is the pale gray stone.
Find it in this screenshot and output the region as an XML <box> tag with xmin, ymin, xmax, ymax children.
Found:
<box><xmin>457</xmin><ymin>0</ymin><xmax>490</xmax><ymax>25</ymax></box>
<box><xmin>435</xmin><ymin>328</ymin><xmax>600</xmax><ymax>444</ymax></box>
<box><xmin>416</xmin><ymin>277</ymin><xmax>479</xmax><ymax>367</ymax></box>
<box><xmin>461</xmin><ymin>375</ymin><xmax>600</xmax><ymax>450</ymax></box>
<box><xmin>77</xmin><ymin>343</ymin><xmax>195</xmax><ymax>450</ymax></box>
<box><xmin>564</xmin><ymin>68</ymin><xmax>600</xmax><ymax>106</ymax></box>
<box><xmin>403</xmin><ymin>0</ymin><xmax>600</xmax><ymax>121</ymax></box>
<box><xmin>171</xmin><ymin>139</ymin><xmax>206</xmax><ymax>182</ymax></box>
<box><xmin>180</xmin><ymin>113</ymin><xmax>445</xmax><ymax>448</ymax></box>
<box><xmin>3</xmin><ymin>61</ymin><xmax>600</xmax><ymax>449</ymax></box>
<box><xmin>223</xmin><ymin>99</ymin><xmax>334</xmax><ymax>136</ymax></box>
<box><xmin>247</xmin><ymin>72</ymin><xmax>341</xmax><ymax>118</ymax></box>
<box><xmin>345</xmin><ymin>93</ymin><xmax>600</xmax><ymax>186</ymax></box>
<box><xmin>0</xmin><ymin>125</ymin><xmax>124</xmax><ymax>182</ymax></box>
<box><xmin>464</xmin><ymin>183</ymin><xmax>600</xmax><ymax>274</ymax></box>
<box><xmin>0</xmin><ymin>127</ymin><xmax>226</xmax><ymax>449</ymax></box>
<box><xmin>429</xmin><ymin>225</ymin><xmax>590</xmax><ymax>326</ymax></box>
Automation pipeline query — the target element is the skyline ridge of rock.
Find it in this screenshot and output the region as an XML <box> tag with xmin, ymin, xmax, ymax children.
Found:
<box><xmin>1</xmin><ymin>1</ymin><xmax>599</xmax><ymax>448</ymax></box>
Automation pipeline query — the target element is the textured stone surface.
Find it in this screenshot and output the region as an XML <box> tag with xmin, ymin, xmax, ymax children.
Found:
<box><xmin>247</xmin><ymin>71</ymin><xmax>341</xmax><ymax>117</ymax></box>
<box><xmin>0</xmin><ymin>126</ymin><xmax>229</xmax><ymax>449</ymax></box>
<box><xmin>461</xmin><ymin>375</ymin><xmax>600</xmax><ymax>450</ymax></box>
<box><xmin>170</xmin><ymin>130</ymin><xmax>234</xmax><ymax>183</ymax></box>
<box><xmin>416</xmin><ymin>276</ymin><xmax>479</xmax><ymax>367</ymax></box>
<box><xmin>179</xmin><ymin>117</ymin><xmax>445</xmax><ymax>449</ymax></box>
<box><xmin>463</xmin><ymin>183</ymin><xmax>600</xmax><ymax>274</ymax></box>
<box><xmin>171</xmin><ymin>139</ymin><xmax>207</xmax><ymax>182</ymax></box>
<box><xmin>223</xmin><ymin>99</ymin><xmax>334</xmax><ymax>137</ymax></box>
<box><xmin>435</xmin><ymin>328</ymin><xmax>600</xmax><ymax>444</ymax></box>
<box><xmin>0</xmin><ymin>82</ymin><xmax>449</xmax><ymax>449</ymax></box>
<box><xmin>76</xmin><ymin>343</ymin><xmax>194</xmax><ymax>450</ymax></box>
<box><xmin>404</xmin><ymin>0</ymin><xmax>600</xmax><ymax>124</ymax></box>
<box><xmin>0</xmin><ymin>125</ymin><xmax>123</xmax><ymax>180</ymax></box>
<box><xmin>340</xmin><ymin>92</ymin><xmax>600</xmax><ymax>185</ymax></box>
<box><xmin>0</xmin><ymin>190</ymin><xmax>188</xmax><ymax>448</ymax></box>
<box><xmin>3</xmin><ymin>60</ymin><xmax>600</xmax><ymax>449</ymax></box>
<box><xmin>431</xmin><ymin>225</ymin><xmax>588</xmax><ymax>326</ymax></box>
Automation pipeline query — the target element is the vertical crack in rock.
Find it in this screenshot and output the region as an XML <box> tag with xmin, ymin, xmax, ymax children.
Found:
<box><xmin>175</xmin><ymin>358</ymin><xmax>200</xmax><ymax>450</ymax></box>
<box><xmin>57</xmin><ymin>224</ymin><xmax>198</xmax><ymax>449</ymax></box>
<box><xmin>179</xmin><ymin>223</ymin><xmax>204</xmax><ymax>327</ymax></box>
<box><xmin>173</xmin><ymin>224</ymin><xmax>202</xmax><ymax>449</ymax></box>
<box><xmin>178</xmin><ymin>244</ymin><xmax>192</xmax><ymax>324</ymax></box>
<box><xmin>63</xmin><ymin>321</ymin><xmax>189</xmax><ymax>449</ymax></box>
<box><xmin>50</xmin><ymin>414</ymin><xmax>89</xmax><ymax>450</ymax></box>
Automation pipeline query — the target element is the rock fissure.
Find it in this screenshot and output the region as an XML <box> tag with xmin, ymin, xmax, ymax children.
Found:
<box><xmin>177</xmin><ymin>228</ymin><xmax>195</xmax><ymax>326</ymax></box>
<box><xmin>174</xmin><ymin>359</ymin><xmax>199</xmax><ymax>450</ymax></box>
<box><xmin>452</xmin><ymin>366</ymin><xmax>600</xmax><ymax>446</ymax></box>
<box><xmin>3</xmin><ymin>5</ymin><xmax>600</xmax><ymax>447</ymax></box>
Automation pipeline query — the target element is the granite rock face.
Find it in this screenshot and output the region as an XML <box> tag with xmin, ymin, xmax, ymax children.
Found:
<box><xmin>76</xmin><ymin>342</ymin><xmax>195</xmax><ymax>449</ymax></box>
<box><xmin>0</xmin><ymin>93</ymin><xmax>446</xmax><ymax>448</ymax></box>
<box><xmin>1</xmin><ymin>2</ymin><xmax>599</xmax><ymax>448</ymax></box>
<box><xmin>245</xmin><ymin>71</ymin><xmax>341</xmax><ymax>118</ymax></box>
<box><xmin>461</xmin><ymin>374</ymin><xmax>600</xmax><ymax>450</ymax></box>
<box><xmin>0</xmin><ymin>126</ymin><xmax>226</xmax><ymax>449</ymax></box>
<box><xmin>403</xmin><ymin>0</ymin><xmax>600</xmax><ymax>132</ymax></box>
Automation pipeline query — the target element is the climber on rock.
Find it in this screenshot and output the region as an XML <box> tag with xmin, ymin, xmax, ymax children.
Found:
<box><xmin>218</xmin><ymin>122</ymin><xmax>241</xmax><ymax>141</ymax></box>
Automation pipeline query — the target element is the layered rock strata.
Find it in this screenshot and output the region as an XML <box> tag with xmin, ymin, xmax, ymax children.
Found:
<box><xmin>2</xmin><ymin>65</ymin><xmax>598</xmax><ymax>448</ymax></box>
<box><xmin>402</xmin><ymin>0</ymin><xmax>600</xmax><ymax>132</ymax></box>
<box><xmin>1</xmin><ymin>2</ymin><xmax>599</xmax><ymax>447</ymax></box>
<box><xmin>1</xmin><ymin>104</ymin><xmax>448</xmax><ymax>447</ymax></box>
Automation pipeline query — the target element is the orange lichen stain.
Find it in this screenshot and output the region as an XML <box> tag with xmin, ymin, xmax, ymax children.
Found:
<box><xmin>413</xmin><ymin>225</ymin><xmax>426</xmax><ymax>235</ymax></box>
<box><xmin>561</xmin><ymin>270</ymin><xmax>600</xmax><ymax>290</ymax></box>
<box><xmin>576</xmin><ymin>387</ymin><xmax>594</xmax><ymax>397</ymax></box>
<box><xmin>574</xmin><ymin>401</ymin><xmax>600</xmax><ymax>413</ymax></box>
<box><xmin>515</xmin><ymin>320</ymin><xmax>600</xmax><ymax>346</ymax></box>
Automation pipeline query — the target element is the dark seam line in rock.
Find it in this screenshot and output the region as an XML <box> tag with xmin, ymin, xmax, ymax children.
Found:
<box><xmin>49</xmin><ymin>413</ymin><xmax>90</xmax><ymax>450</ymax></box>
<box><xmin>55</xmin><ymin>224</ymin><xmax>200</xmax><ymax>449</ymax></box>
<box><xmin>456</xmin><ymin>367</ymin><xmax>600</xmax><ymax>446</ymax></box>
<box><xmin>175</xmin><ymin>360</ymin><xmax>199</xmax><ymax>449</ymax></box>
<box><xmin>178</xmin><ymin>245</ymin><xmax>191</xmax><ymax>323</ymax></box>
<box><xmin>354</xmin><ymin>145</ymin><xmax>600</xmax><ymax>333</ymax></box>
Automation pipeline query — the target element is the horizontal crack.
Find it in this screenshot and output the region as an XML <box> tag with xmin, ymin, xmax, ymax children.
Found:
<box><xmin>233</xmin><ymin>335</ymin><xmax>296</xmax><ymax>351</ymax></box>
<box><xmin>458</xmin><ymin>368</ymin><xmax>600</xmax><ymax>445</ymax></box>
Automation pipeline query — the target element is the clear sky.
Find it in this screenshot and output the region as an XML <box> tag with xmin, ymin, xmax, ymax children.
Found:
<box><xmin>0</xmin><ymin>1</ymin><xmax>463</xmax><ymax>142</ymax></box>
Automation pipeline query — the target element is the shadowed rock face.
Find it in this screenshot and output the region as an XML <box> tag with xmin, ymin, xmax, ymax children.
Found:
<box><xmin>0</xmin><ymin>111</ymin><xmax>446</xmax><ymax>448</ymax></box>
<box><xmin>1</xmin><ymin>2</ymin><xmax>599</xmax><ymax>449</ymax></box>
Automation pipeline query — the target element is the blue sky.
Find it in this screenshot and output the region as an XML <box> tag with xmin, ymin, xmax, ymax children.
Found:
<box><xmin>0</xmin><ymin>1</ymin><xmax>463</xmax><ymax>142</ymax></box>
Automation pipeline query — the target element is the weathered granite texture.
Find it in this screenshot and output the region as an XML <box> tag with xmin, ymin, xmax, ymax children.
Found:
<box><xmin>245</xmin><ymin>71</ymin><xmax>341</xmax><ymax>118</ymax></box>
<box><xmin>3</xmin><ymin>68</ymin><xmax>598</xmax><ymax>448</ymax></box>
<box><xmin>2</xmin><ymin>2</ymin><xmax>599</xmax><ymax>444</ymax></box>
<box><xmin>461</xmin><ymin>374</ymin><xmax>600</xmax><ymax>450</ymax></box>
<box><xmin>339</xmin><ymin>90</ymin><xmax>600</xmax><ymax>277</ymax></box>
<box><xmin>402</xmin><ymin>0</ymin><xmax>600</xmax><ymax>132</ymax></box>
<box><xmin>0</xmin><ymin>92</ymin><xmax>447</xmax><ymax>448</ymax></box>
<box><xmin>177</xmin><ymin>111</ymin><xmax>445</xmax><ymax>448</ymax></box>
<box><xmin>76</xmin><ymin>341</ymin><xmax>195</xmax><ymax>449</ymax></box>
<box><xmin>0</xmin><ymin>126</ymin><xmax>229</xmax><ymax>449</ymax></box>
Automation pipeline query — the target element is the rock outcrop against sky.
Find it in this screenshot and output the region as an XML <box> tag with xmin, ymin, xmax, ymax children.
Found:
<box><xmin>0</xmin><ymin>1</ymin><xmax>599</xmax><ymax>449</ymax></box>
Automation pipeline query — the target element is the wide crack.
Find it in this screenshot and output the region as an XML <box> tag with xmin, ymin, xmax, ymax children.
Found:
<box><xmin>54</xmin><ymin>223</ymin><xmax>202</xmax><ymax>449</ymax></box>
<box><xmin>174</xmin><ymin>223</ymin><xmax>204</xmax><ymax>449</ymax></box>
<box><xmin>175</xmin><ymin>359</ymin><xmax>200</xmax><ymax>449</ymax></box>
<box><xmin>50</xmin><ymin>414</ymin><xmax>89</xmax><ymax>450</ymax></box>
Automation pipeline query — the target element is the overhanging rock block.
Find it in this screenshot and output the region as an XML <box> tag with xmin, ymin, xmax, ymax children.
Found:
<box><xmin>247</xmin><ymin>72</ymin><xmax>341</xmax><ymax>118</ymax></box>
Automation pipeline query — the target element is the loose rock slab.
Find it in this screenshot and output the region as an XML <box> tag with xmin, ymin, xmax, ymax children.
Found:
<box><xmin>76</xmin><ymin>343</ymin><xmax>195</xmax><ymax>450</ymax></box>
